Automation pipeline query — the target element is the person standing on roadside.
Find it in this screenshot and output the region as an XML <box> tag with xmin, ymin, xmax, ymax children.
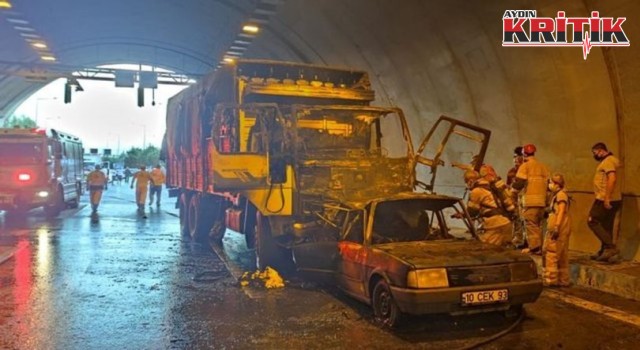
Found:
<box><xmin>149</xmin><ymin>164</ymin><xmax>166</xmax><ymax>207</ymax></box>
<box><xmin>589</xmin><ymin>142</ymin><xmax>623</xmax><ymax>263</ymax></box>
<box><xmin>130</xmin><ymin>165</ymin><xmax>151</xmax><ymax>214</ymax></box>
<box><xmin>543</xmin><ymin>173</ymin><xmax>572</xmax><ymax>287</ymax></box>
<box><xmin>87</xmin><ymin>164</ymin><xmax>108</xmax><ymax>214</ymax></box>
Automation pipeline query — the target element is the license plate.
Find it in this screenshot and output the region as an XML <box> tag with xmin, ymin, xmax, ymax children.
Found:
<box><xmin>461</xmin><ymin>289</ymin><xmax>509</xmax><ymax>305</ymax></box>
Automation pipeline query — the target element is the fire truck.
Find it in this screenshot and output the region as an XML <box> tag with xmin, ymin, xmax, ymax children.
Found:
<box><xmin>0</xmin><ymin>128</ymin><xmax>84</xmax><ymax>216</ymax></box>
<box><xmin>163</xmin><ymin>60</ymin><xmax>491</xmax><ymax>271</ymax></box>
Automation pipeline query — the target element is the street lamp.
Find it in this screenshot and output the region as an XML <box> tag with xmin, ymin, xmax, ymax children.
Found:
<box><xmin>130</xmin><ymin>122</ymin><xmax>147</xmax><ymax>149</ymax></box>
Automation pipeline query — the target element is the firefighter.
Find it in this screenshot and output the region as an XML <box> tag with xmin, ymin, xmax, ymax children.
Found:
<box><xmin>149</xmin><ymin>164</ymin><xmax>166</xmax><ymax>207</ymax></box>
<box><xmin>508</xmin><ymin>146</ymin><xmax>526</xmax><ymax>248</ymax></box>
<box><xmin>458</xmin><ymin>170</ymin><xmax>512</xmax><ymax>247</ymax></box>
<box><xmin>512</xmin><ymin>144</ymin><xmax>550</xmax><ymax>255</ymax></box>
<box><xmin>87</xmin><ymin>164</ymin><xmax>108</xmax><ymax>214</ymax></box>
<box><xmin>543</xmin><ymin>173</ymin><xmax>572</xmax><ymax>287</ymax></box>
<box><xmin>130</xmin><ymin>165</ymin><xmax>152</xmax><ymax>213</ymax></box>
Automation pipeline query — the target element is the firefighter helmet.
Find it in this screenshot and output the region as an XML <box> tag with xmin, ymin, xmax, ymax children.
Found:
<box><xmin>514</xmin><ymin>146</ymin><xmax>523</xmax><ymax>157</ymax></box>
<box><xmin>522</xmin><ymin>144</ymin><xmax>537</xmax><ymax>156</ymax></box>
<box><xmin>464</xmin><ymin>170</ymin><xmax>480</xmax><ymax>183</ymax></box>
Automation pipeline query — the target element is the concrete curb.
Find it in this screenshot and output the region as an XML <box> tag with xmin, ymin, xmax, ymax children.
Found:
<box><xmin>533</xmin><ymin>251</ymin><xmax>640</xmax><ymax>301</ymax></box>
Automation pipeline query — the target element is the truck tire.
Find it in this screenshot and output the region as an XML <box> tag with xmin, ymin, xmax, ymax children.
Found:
<box><xmin>255</xmin><ymin>212</ymin><xmax>294</xmax><ymax>274</ymax></box>
<box><xmin>203</xmin><ymin>196</ymin><xmax>225</xmax><ymax>245</ymax></box>
<box><xmin>179</xmin><ymin>192</ymin><xmax>191</xmax><ymax>236</ymax></box>
<box><xmin>44</xmin><ymin>187</ymin><xmax>64</xmax><ymax>217</ymax></box>
<box><xmin>188</xmin><ymin>194</ymin><xmax>216</xmax><ymax>242</ymax></box>
<box><xmin>68</xmin><ymin>183</ymin><xmax>82</xmax><ymax>209</ymax></box>
<box><xmin>243</xmin><ymin>202</ymin><xmax>257</xmax><ymax>249</ymax></box>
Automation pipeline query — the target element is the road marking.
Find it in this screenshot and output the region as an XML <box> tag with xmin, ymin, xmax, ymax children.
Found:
<box><xmin>545</xmin><ymin>289</ymin><xmax>640</xmax><ymax>328</ymax></box>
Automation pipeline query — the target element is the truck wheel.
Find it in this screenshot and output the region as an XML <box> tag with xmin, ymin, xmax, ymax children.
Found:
<box><xmin>188</xmin><ymin>194</ymin><xmax>216</xmax><ymax>242</ymax></box>
<box><xmin>210</xmin><ymin>220</ymin><xmax>225</xmax><ymax>245</ymax></box>
<box><xmin>244</xmin><ymin>203</ymin><xmax>257</xmax><ymax>249</ymax></box>
<box><xmin>372</xmin><ymin>279</ymin><xmax>404</xmax><ymax>328</ymax></box>
<box><xmin>44</xmin><ymin>188</ymin><xmax>64</xmax><ymax>217</ymax></box>
<box><xmin>68</xmin><ymin>184</ymin><xmax>82</xmax><ymax>209</ymax></box>
<box><xmin>179</xmin><ymin>192</ymin><xmax>190</xmax><ymax>236</ymax></box>
<box><xmin>255</xmin><ymin>213</ymin><xmax>294</xmax><ymax>273</ymax></box>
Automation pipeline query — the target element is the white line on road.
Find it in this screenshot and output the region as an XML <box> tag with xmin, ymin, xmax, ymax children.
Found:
<box><xmin>545</xmin><ymin>289</ymin><xmax>640</xmax><ymax>328</ymax></box>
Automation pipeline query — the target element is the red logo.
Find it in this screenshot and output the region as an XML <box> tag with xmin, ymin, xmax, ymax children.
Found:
<box><xmin>502</xmin><ymin>10</ymin><xmax>630</xmax><ymax>60</ymax></box>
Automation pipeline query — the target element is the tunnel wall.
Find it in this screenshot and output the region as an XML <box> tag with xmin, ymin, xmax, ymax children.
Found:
<box><xmin>249</xmin><ymin>0</ymin><xmax>640</xmax><ymax>260</ymax></box>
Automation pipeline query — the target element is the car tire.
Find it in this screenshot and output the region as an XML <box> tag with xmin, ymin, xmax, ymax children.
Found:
<box><xmin>504</xmin><ymin>304</ymin><xmax>524</xmax><ymax>319</ymax></box>
<box><xmin>372</xmin><ymin>279</ymin><xmax>404</xmax><ymax>328</ymax></box>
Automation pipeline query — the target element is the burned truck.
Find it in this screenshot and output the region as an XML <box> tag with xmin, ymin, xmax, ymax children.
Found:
<box><xmin>163</xmin><ymin>60</ymin><xmax>542</xmax><ymax>325</ymax></box>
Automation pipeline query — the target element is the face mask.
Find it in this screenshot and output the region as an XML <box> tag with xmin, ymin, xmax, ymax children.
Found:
<box><xmin>593</xmin><ymin>151</ymin><xmax>608</xmax><ymax>161</ymax></box>
<box><xmin>548</xmin><ymin>183</ymin><xmax>560</xmax><ymax>193</ymax></box>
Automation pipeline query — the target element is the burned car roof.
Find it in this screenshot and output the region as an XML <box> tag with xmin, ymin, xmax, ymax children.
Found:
<box><xmin>344</xmin><ymin>191</ymin><xmax>460</xmax><ymax>210</ymax></box>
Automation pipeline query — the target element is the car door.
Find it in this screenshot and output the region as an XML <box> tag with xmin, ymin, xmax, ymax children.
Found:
<box><xmin>414</xmin><ymin>116</ymin><xmax>491</xmax><ymax>198</ymax></box>
<box><xmin>336</xmin><ymin>209</ymin><xmax>368</xmax><ymax>298</ymax></box>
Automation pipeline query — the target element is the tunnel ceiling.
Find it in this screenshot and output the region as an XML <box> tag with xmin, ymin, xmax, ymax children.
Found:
<box><xmin>0</xmin><ymin>0</ymin><xmax>639</xmax><ymax>194</ymax></box>
<box><xmin>0</xmin><ymin>0</ymin><xmax>275</xmax><ymax>117</ymax></box>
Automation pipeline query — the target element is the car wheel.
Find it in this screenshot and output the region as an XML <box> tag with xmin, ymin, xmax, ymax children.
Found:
<box><xmin>372</xmin><ymin>279</ymin><xmax>404</xmax><ymax>328</ymax></box>
<box><xmin>504</xmin><ymin>304</ymin><xmax>524</xmax><ymax>319</ymax></box>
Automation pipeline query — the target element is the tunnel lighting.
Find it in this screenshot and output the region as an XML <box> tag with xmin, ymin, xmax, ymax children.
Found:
<box><xmin>32</xmin><ymin>42</ymin><xmax>47</xmax><ymax>49</ymax></box>
<box><xmin>14</xmin><ymin>26</ymin><xmax>35</xmax><ymax>32</ymax></box>
<box><xmin>0</xmin><ymin>1</ymin><xmax>12</xmax><ymax>9</ymax></box>
<box><xmin>41</xmin><ymin>55</ymin><xmax>56</xmax><ymax>61</ymax></box>
<box><xmin>7</xmin><ymin>18</ymin><xmax>28</xmax><ymax>24</ymax></box>
<box><xmin>242</xmin><ymin>24</ymin><xmax>259</xmax><ymax>34</ymax></box>
<box><xmin>20</xmin><ymin>32</ymin><xmax>40</xmax><ymax>38</ymax></box>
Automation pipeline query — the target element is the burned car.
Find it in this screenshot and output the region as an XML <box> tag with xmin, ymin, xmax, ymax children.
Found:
<box><xmin>293</xmin><ymin>192</ymin><xmax>543</xmax><ymax>328</ymax></box>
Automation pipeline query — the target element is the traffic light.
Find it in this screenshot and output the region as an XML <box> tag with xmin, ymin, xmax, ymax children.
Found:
<box><xmin>137</xmin><ymin>87</ymin><xmax>144</xmax><ymax>107</ymax></box>
<box><xmin>64</xmin><ymin>82</ymin><xmax>72</xmax><ymax>104</ymax></box>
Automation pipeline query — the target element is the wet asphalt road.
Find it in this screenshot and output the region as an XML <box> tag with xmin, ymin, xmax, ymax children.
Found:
<box><xmin>1</xmin><ymin>185</ymin><xmax>639</xmax><ymax>349</ymax></box>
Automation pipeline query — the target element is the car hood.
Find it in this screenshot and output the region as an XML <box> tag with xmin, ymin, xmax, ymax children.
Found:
<box><xmin>372</xmin><ymin>240</ymin><xmax>532</xmax><ymax>269</ymax></box>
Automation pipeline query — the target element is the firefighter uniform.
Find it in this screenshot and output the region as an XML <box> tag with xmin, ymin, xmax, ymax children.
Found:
<box><xmin>514</xmin><ymin>155</ymin><xmax>550</xmax><ymax>253</ymax></box>
<box><xmin>543</xmin><ymin>187</ymin><xmax>571</xmax><ymax>286</ymax></box>
<box><xmin>467</xmin><ymin>179</ymin><xmax>512</xmax><ymax>247</ymax></box>
<box><xmin>87</xmin><ymin>167</ymin><xmax>107</xmax><ymax>213</ymax></box>
<box><xmin>149</xmin><ymin>166</ymin><xmax>166</xmax><ymax>207</ymax></box>
<box><xmin>131</xmin><ymin>167</ymin><xmax>152</xmax><ymax>211</ymax></box>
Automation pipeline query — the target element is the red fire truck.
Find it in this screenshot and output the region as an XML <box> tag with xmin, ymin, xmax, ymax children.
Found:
<box><xmin>0</xmin><ymin>128</ymin><xmax>84</xmax><ymax>216</ymax></box>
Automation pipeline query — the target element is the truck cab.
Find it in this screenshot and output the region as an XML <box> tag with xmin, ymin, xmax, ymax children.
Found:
<box><xmin>0</xmin><ymin>128</ymin><xmax>84</xmax><ymax>216</ymax></box>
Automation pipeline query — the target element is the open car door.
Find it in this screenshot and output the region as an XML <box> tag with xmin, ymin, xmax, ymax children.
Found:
<box><xmin>414</xmin><ymin>116</ymin><xmax>491</xmax><ymax>198</ymax></box>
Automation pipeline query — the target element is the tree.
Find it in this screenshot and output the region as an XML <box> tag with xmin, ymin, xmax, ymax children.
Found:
<box><xmin>5</xmin><ymin>115</ymin><xmax>37</xmax><ymax>128</ymax></box>
<box><xmin>123</xmin><ymin>145</ymin><xmax>160</xmax><ymax>168</ymax></box>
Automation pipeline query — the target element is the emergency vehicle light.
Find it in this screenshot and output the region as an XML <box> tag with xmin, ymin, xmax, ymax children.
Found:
<box><xmin>17</xmin><ymin>173</ymin><xmax>31</xmax><ymax>181</ymax></box>
<box><xmin>30</xmin><ymin>128</ymin><xmax>47</xmax><ymax>135</ymax></box>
